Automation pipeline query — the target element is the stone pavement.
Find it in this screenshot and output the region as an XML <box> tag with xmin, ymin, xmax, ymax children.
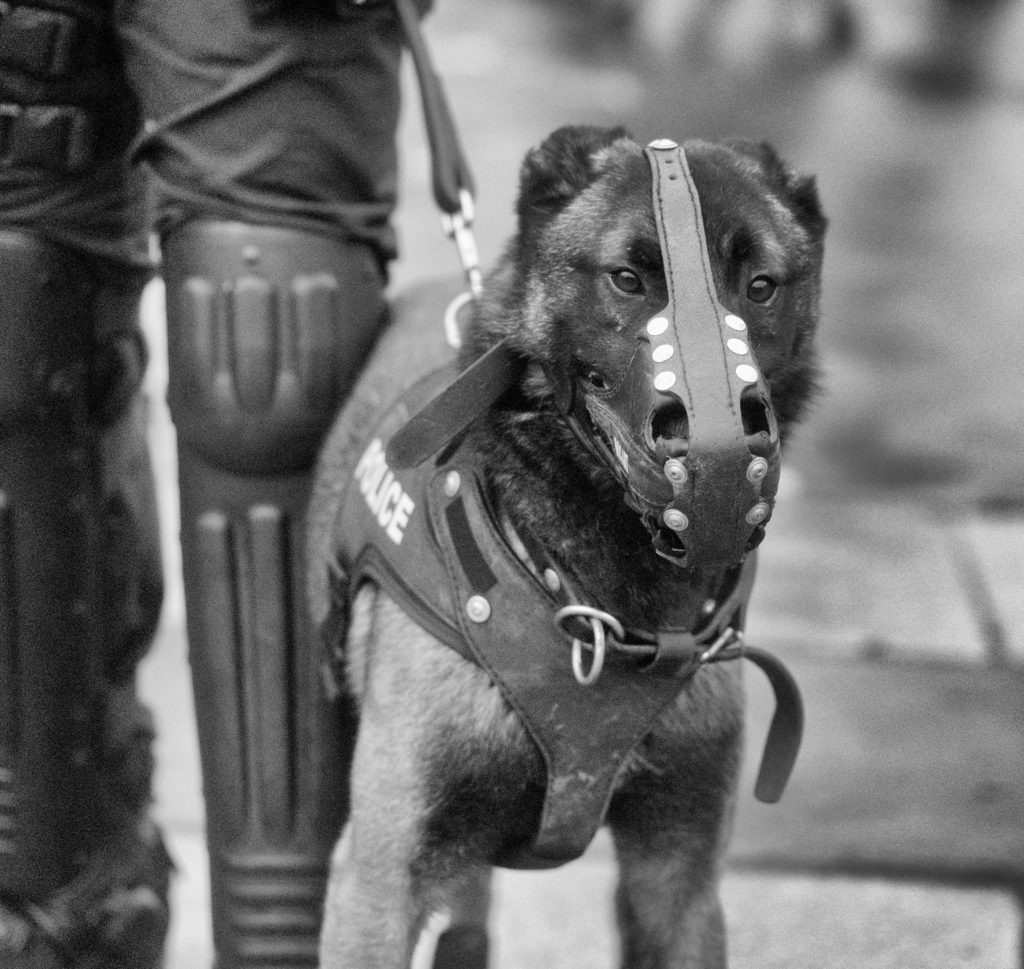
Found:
<box><xmin>137</xmin><ymin>0</ymin><xmax>1024</xmax><ymax>964</ymax></box>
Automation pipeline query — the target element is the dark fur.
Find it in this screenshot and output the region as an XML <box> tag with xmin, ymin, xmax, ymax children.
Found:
<box><xmin>312</xmin><ymin>126</ymin><xmax>825</xmax><ymax>968</ymax></box>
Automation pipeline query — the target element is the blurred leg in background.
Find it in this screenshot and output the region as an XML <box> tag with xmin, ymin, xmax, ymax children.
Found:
<box><xmin>0</xmin><ymin>2</ymin><xmax>171</xmax><ymax>966</ymax></box>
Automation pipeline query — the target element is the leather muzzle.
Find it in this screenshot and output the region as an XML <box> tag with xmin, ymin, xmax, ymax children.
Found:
<box><xmin>572</xmin><ymin>140</ymin><xmax>782</xmax><ymax>567</ymax></box>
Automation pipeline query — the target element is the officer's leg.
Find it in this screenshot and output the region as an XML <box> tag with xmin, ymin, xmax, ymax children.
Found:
<box><xmin>120</xmin><ymin>2</ymin><xmax>400</xmax><ymax>965</ymax></box>
<box><xmin>0</xmin><ymin>3</ymin><xmax>172</xmax><ymax>966</ymax></box>
<box><xmin>162</xmin><ymin>221</ymin><xmax>384</xmax><ymax>967</ymax></box>
<box><xmin>0</xmin><ymin>236</ymin><xmax>171</xmax><ymax>969</ymax></box>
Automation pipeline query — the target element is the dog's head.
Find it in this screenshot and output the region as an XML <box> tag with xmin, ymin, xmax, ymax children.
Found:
<box><xmin>468</xmin><ymin>125</ymin><xmax>825</xmax><ymax>567</ymax></box>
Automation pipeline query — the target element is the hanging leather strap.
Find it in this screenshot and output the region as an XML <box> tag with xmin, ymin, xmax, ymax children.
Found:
<box><xmin>385</xmin><ymin>337</ymin><xmax>523</xmax><ymax>469</ymax></box>
<box><xmin>393</xmin><ymin>0</ymin><xmax>475</xmax><ymax>216</ymax></box>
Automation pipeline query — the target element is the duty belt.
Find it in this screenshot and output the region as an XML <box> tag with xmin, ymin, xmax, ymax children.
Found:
<box><xmin>324</xmin><ymin>366</ymin><xmax>803</xmax><ymax>870</ymax></box>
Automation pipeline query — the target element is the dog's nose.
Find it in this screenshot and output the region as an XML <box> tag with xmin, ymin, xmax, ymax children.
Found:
<box><xmin>650</xmin><ymin>398</ymin><xmax>689</xmax><ymax>459</ymax></box>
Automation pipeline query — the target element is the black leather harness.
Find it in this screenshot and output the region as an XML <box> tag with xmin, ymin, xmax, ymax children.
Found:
<box><xmin>323</xmin><ymin>362</ymin><xmax>803</xmax><ymax>870</ymax></box>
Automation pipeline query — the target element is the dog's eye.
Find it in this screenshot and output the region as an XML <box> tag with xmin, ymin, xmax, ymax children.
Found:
<box><xmin>609</xmin><ymin>269</ymin><xmax>643</xmax><ymax>295</ymax></box>
<box><xmin>584</xmin><ymin>370</ymin><xmax>611</xmax><ymax>391</ymax></box>
<box><xmin>746</xmin><ymin>275</ymin><xmax>778</xmax><ymax>304</ymax></box>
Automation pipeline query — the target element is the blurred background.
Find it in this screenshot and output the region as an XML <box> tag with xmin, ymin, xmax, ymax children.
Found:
<box><xmin>139</xmin><ymin>0</ymin><xmax>1024</xmax><ymax>965</ymax></box>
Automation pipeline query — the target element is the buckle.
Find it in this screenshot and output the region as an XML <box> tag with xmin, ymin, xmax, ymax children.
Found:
<box><xmin>0</xmin><ymin>103</ymin><xmax>95</xmax><ymax>173</ymax></box>
<box><xmin>0</xmin><ymin>4</ymin><xmax>85</xmax><ymax>79</ymax></box>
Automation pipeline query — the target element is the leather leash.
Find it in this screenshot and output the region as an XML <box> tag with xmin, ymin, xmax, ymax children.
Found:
<box><xmin>393</xmin><ymin>0</ymin><xmax>483</xmax><ymax>296</ymax></box>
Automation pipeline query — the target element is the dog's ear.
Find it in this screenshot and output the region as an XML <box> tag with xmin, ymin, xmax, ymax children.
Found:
<box><xmin>516</xmin><ymin>125</ymin><xmax>633</xmax><ymax>221</ymax></box>
<box><xmin>728</xmin><ymin>139</ymin><xmax>827</xmax><ymax>240</ymax></box>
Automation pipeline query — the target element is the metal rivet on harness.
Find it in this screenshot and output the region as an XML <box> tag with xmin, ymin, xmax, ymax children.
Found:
<box><xmin>444</xmin><ymin>470</ymin><xmax>461</xmax><ymax>497</ymax></box>
<box><xmin>654</xmin><ymin>371</ymin><xmax>677</xmax><ymax>391</ymax></box>
<box><xmin>647</xmin><ymin>316</ymin><xmax>669</xmax><ymax>335</ymax></box>
<box><xmin>663</xmin><ymin>508</ymin><xmax>689</xmax><ymax>531</ymax></box>
<box><xmin>727</xmin><ymin>338</ymin><xmax>749</xmax><ymax>355</ymax></box>
<box><xmin>652</xmin><ymin>344</ymin><xmax>674</xmax><ymax>362</ymax></box>
<box><xmin>746</xmin><ymin>457</ymin><xmax>770</xmax><ymax>482</ymax></box>
<box><xmin>736</xmin><ymin>364</ymin><xmax>759</xmax><ymax>383</ymax></box>
<box><xmin>745</xmin><ymin>501</ymin><xmax>771</xmax><ymax>525</ymax></box>
<box><xmin>663</xmin><ymin>458</ymin><xmax>688</xmax><ymax>486</ymax></box>
<box><xmin>724</xmin><ymin>314</ymin><xmax>747</xmax><ymax>331</ymax></box>
<box><xmin>465</xmin><ymin>594</ymin><xmax>491</xmax><ymax>623</ymax></box>
<box><xmin>648</xmin><ymin>137</ymin><xmax>679</xmax><ymax>150</ymax></box>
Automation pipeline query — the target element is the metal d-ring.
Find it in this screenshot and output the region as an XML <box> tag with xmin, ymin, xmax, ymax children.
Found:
<box><xmin>554</xmin><ymin>605</ymin><xmax>626</xmax><ymax>687</ymax></box>
<box><xmin>572</xmin><ymin>617</ymin><xmax>607</xmax><ymax>686</ymax></box>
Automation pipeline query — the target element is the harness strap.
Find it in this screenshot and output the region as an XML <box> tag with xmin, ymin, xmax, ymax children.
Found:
<box><xmin>742</xmin><ymin>645</ymin><xmax>804</xmax><ymax>803</ymax></box>
<box><xmin>386</xmin><ymin>337</ymin><xmax>524</xmax><ymax>470</ymax></box>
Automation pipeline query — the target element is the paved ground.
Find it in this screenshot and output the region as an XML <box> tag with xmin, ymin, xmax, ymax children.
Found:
<box><xmin>137</xmin><ymin>0</ymin><xmax>1024</xmax><ymax>964</ymax></box>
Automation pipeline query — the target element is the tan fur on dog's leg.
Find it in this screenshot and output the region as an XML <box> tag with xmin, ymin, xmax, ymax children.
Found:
<box><xmin>319</xmin><ymin>591</ymin><xmax>434</xmax><ymax>969</ymax></box>
<box><xmin>444</xmin><ymin>867</ymin><xmax>491</xmax><ymax>933</ymax></box>
<box><xmin>319</xmin><ymin>728</ymin><xmax>427</xmax><ymax>969</ymax></box>
<box><xmin>321</xmin><ymin>587</ymin><xmax>511</xmax><ymax>968</ymax></box>
<box><xmin>607</xmin><ymin>671</ymin><xmax>742</xmax><ymax>969</ymax></box>
<box><xmin>613</xmin><ymin>845</ymin><xmax>727</xmax><ymax>969</ymax></box>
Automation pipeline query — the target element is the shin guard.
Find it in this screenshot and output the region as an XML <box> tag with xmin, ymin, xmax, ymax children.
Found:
<box><xmin>161</xmin><ymin>221</ymin><xmax>386</xmax><ymax>968</ymax></box>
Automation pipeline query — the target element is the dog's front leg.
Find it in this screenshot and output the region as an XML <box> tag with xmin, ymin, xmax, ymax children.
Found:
<box><xmin>611</xmin><ymin>837</ymin><xmax>729</xmax><ymax>969</ymax></box>
<box><xmin>319</xmin><ymin>700</ymin><xmax>428</xmax><ymax>969</ymax></box>
<box><xmin>608</xmin><ymin>673</ymin><xmax>743</xmax><ymax>969</ymax></box>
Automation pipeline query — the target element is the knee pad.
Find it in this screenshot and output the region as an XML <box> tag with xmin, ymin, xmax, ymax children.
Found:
<box><xmin>162</xmin><ymin>220</ymin><xmax>387</xmax><ymax>476</ymax></box>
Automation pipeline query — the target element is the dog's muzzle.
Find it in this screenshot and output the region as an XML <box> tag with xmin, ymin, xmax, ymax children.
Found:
<box><xmin>386</xmin><ymin>140</ymin><xmax>782</xmax><ymax>569</ymax></box>
<box><xmin>567</xmin><ymin>140</ymin><xmax>782</xmax><ymax>568</ymax></box>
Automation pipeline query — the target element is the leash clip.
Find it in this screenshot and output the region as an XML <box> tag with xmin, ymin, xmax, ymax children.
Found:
<box><xmin>441</xmin><ymin>188</ymin><xmax>483</xmax><ymax>298</ymax></box>
<box><xmin>699</xmin><ymin>627</ymin><xmax>743</xmax><ymax>665</ymax></box>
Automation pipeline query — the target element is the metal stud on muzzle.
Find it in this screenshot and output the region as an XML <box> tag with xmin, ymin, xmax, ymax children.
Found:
<box><xmin>578</xmin><ymin>139</ymin><xmax>782</xmax><ymax>567</ymax></box>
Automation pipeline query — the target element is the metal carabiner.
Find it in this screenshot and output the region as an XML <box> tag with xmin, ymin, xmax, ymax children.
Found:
<box><xmin>441</xmin><ymin>188</ymin><xmax>484</xmax><ymax>298</ymax></box>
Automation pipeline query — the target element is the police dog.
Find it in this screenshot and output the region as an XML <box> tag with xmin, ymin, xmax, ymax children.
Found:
<box><xmin>308</xmin><ymin>125</ymin><xmax>824</xmax><ymax>968</ymax></box>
